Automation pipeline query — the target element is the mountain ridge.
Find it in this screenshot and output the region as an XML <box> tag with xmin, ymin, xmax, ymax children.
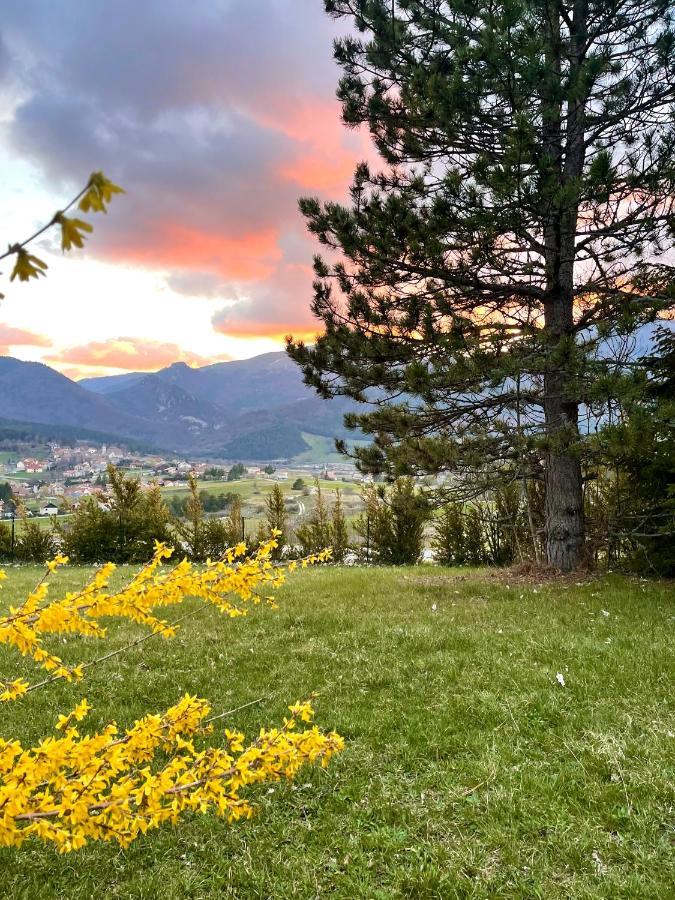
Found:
<box><xmin>0</xmin><ymin>352</ymin><xmax>353</xmax><ymax>460</ymax></box>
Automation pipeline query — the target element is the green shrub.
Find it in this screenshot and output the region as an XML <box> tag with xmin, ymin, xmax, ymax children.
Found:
<box><xmin>59</xmin><ymin>466</ymin><xmax>172</xmax><ymax>563</ymax></box>
<box><xmin>355</xmin><ymin>478</ymin><xmax>430</xmax><ymax>565</ymax></box>
<box><xmin>15</xmin><ymin>520</ymin><xmax>58</xmax><ymax>563</ymax></box>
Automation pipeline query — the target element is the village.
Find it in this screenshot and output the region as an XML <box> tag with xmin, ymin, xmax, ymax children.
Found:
<box><xmin>0</xmin><ymin>441</ymin><xmax>363</xmax><ymax>519</ymax></box>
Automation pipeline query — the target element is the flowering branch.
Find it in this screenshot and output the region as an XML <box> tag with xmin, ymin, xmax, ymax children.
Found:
<box><xmin>0</xmin><ymin>172</ymin><xmax>124</xmax><ymax>294</ymax></box>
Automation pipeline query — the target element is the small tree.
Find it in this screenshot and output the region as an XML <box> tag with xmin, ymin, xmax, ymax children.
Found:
<box><xmin>227</xmin><ymin>463</ymin><xmax>246</xmax><ymax>482</ymax></box>
<box><xmin>593</xmin><ymin>329</ymin><xmax>675</xmax><ymax>573</ymax></box>
<box><xmin>330</xmin><ymin>488</ymin><xmax>349</xmax><ymax>562</ymax></box>
<box><xmin>15</xmin><ymin>519</ymin><xmax>58</xmax><ymax>563</ymax></box>
<box><xmin>292</xmin><ymin>477</ymin><xmax>305</xmax><ymax>491</ymax></box>
<box><xmin>223</xmin><ymin>493</ymin><xmax>244</xmax><ymax>546</ymax></box>
<box><xmin>432</xmin><ymin>502</ymin><xmax>466</xmax><ymax>567</ymax></box>
<box><xmin>355</xmin><ymin>478</ymin><xmax>429</xmax><ymax>565</ymax></box>
<box><xmin>0</xmin><ymin>521</ymin><xmax>12</xmax><ymax>560</ymax></box>
<box><xmin>60</xmin><ymin>466</ymin><xmax>172</xmax><ymax>563</ymax></box>
<box><xmin>263</xmin><ymin>484</ymin><xmax>288</xmax><ymax>559</ymax></box>
<box><xmin>0</xmin><ymin>483</ymin><xmax>15</xmax><ymax>506</ymax></box>
<box><xmin>172</xmin><ymin>475</ymin><xmax>208</xmax><ymax>561</ymax></box>
<box><xmin>296</xmin><ymin>480</ymin><xmax>332</xmax><ymax>555</ymax></box>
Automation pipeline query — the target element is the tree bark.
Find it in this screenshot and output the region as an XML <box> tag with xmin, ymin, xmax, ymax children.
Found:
<box><xmin>543</xmin><ymin>384</ymin><xmax>585</xmax><ymax>570</ymax></box>
<box><xmin>540</xmin><ymin>0</ymin><xmax>587</xmax><ymax>571</ymax></box>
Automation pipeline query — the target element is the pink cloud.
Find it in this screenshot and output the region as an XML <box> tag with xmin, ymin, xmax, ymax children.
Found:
<box><xmin>211</xmin><ymin>261</ymin><xmax>320</xmax><ymax>342</ymax></box>
<box><xmin>47</xmin><ymin>337</ymin><xmax>229</xmax><ymax>375</ymax></box>
<box><xmin>104</xmin><ymin>223</ymin><xmax>283</xmax><ymax>282</ymax></box>
<box><xmin>3</xmin><ymin>1</ymin><xmax>373</xmax><ymax>362</ymax></box>
<box><xmin>0</xmin><ymin>324</ymin><xmax>52</xmax><ymax>355</ymax></box>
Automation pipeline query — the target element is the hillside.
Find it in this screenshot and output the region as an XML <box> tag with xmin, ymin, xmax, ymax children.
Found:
<box><xmin>0</xmin><ymin>358</ymin><xmax>161</xmax><ymax>444</ymax></box>
<box><xmin>0</xmin><ymin>352</ymin><xmax>355</xmax><ymax>460</ymax></box>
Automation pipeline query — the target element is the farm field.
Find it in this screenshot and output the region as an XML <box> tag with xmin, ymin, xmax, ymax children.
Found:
<box><xmin>0</xmin><ymin>564</ymin><xmax>672</xmax><ymax>898</ymax></box>
<box><xmin>162</xmin><ymin>475</ymin><xmax>364</xmax><ymax>536</ymax></box>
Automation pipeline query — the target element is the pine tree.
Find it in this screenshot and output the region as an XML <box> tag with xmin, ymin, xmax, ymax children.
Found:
<box><xmin>432</xmin><ymin>502</ymin><xmax>466</xmax><ymax>566</ymax></box>
<box><xmin>224</xmin><ymin>494</ymin><xmax>244</xmax><ymax>547</ymax></box>
<box><xmin>296</xmin><ymin>479</ymin><xmax>333</xmax><ymax>554</ymax></box>
<box><xmin>288</xmin><ymin>0</ymin><xmax>675</xmax><ymax>571</ymax></box>
<box><xmin>172</xmin><ymin>474</ymin><xmax>207</xmax><ymax>561</ymax></box>
<box><xmin>594</xmin><ymin>328</ymin><xmax>675</xmax><ymax>572</ymax></box>
<box><xmin>355</xmin><ymin>478</ymin><xmax>430</xmax><ymax>564</ymax></box>
<box><xmin>265</xmin><ymin>483</ymin><xmax>287</xmax><ymax>559</ymax></box>
<box><xmin>331</xmin><ymin>488</ymin><xmax>350</xmax><ymax>561</ymax></box>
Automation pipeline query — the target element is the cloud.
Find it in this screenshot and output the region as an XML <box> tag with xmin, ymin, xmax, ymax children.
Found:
<box><xmin>0</xmin><ymin>324</ymin><xmax>52</xmax><ymax>355</ymax></box>
<box><xmin>211</xmin><ymin>261</ymin><xmax>320</xmax><ymax>342</ymax></box>
<box><xmin>211</xmin><ymin>318</ymin><xmax>319</xmax><ymax>343</ymax></box>
<box><xmin>47</xmin><ymin>337</ymin><xmax>228</xmax><ymax>374</ymax></box>
<box><xmin>0</xmin><ymin>0</ymin><xmax>370</xmax><ymax>357</ymax></box>
<box><xmin>2</xmin><ymin>1</ymin><xmax>352</xmax><ymax>240</ymax></box>
<box><xmin>107</xmin><ymin>223</ymin><xmax>283</xmax><ymax>282</ymax></box>
<box><xmin>165</xmin><ymin>270</ymin><xmax>234</xmax><ymax>299</ymax></box>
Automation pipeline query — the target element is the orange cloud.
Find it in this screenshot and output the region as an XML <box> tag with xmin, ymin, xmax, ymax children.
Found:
<box><xmin>107</xmin><ymin>224</ymin><xmax>283</xmax><ymax>281</ymax></box>
<box><xmin>262</xmin><ymin>98</ymin><xmax>371</xmax><ymax>193</ymax></box>
<box><xmin>278</xmin><ymin>151</ymin><xmax>358</xmax><ymax>192</ymax></box>
<box><xmin>256</xmin><ymin>98</ymin><xmax>344</xmax><ymax>144</ymax></box>
<box><xmin>47</xmin><ymin>337</ymin><xmax>230</xmax><ymax>376</ymax></box>
<box><xmin>212</xmin><ymin>318</ymin><xmax>319</xmax><ymax>343</ymax></box>
<box><xmin>0</xmin><ymin>324</ymin><xmax>52</xmax><ymax>355</ymax></box>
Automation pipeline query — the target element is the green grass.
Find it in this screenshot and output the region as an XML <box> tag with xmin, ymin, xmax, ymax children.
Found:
<box><xmin>162</xmin><ymin>475</ymin><xmax>359</xmax><ymax>501</ymax></box>
<box><xmin>162</xmin><ymin>476</ymin><xmax>363</xmax><ymax>534</ymax></box>
<box><xmin>292</xmin><ymin>433</ymin><xmax>368</xmax><ymax>466</ymax></box>
<box><xmin>0</xmin><ymin>565</ymin><xmax>673</xmax><ymax>898</ymax></box>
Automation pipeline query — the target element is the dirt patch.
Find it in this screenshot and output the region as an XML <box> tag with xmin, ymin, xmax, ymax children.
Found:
<box><xmin>398</xmin><ymin>573</ymin><xmax>471</xmax><ymax>588</ymax></box>
<box><xmin>399</xmin><ymin>564</ymin><xmax>600</xmax><ymax>589</ymax></box>
<box><xmin>487</xmin><ymin>560</ymin><xmax>600</xmax><ymax>586</ymax></box>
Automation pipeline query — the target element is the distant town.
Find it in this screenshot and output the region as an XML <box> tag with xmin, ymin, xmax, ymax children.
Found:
<box><xmin>0</xmin><ymin>441</ymin><xmax>367</xmax><ymax>519</ymax></box>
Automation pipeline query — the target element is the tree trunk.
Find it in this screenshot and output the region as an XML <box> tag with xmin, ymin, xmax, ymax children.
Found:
<box><xmin>540</xmin><ymin>0</ymin><xmax>588</xmax><ymax>571</ymax></box>
<box><xmin>545</xmin><ymin>453</ymin><xmax>584</xmax><ymax>570</ymax></box>
<box><xmin>543</xmin><ymin>383</ymin><xmax>585</xmax><ymax>570</ymax></box>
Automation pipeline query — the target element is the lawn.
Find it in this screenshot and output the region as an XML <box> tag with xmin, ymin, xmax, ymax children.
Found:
<box><xmin>0</xmin><ymin>564</ymin><xmax>673</xmax><ymax>898</ymax></box>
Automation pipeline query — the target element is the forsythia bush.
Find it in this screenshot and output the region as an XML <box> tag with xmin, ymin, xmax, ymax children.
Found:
<box><xmin>0</xmin><ymin>535</ymin><xmax>343</xmax><ymax>851</ymax></box>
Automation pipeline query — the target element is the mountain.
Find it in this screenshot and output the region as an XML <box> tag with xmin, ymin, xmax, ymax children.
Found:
<box><xmin>0</xmin><ymin>352</ymin><xmax>354</xmax><ymax>460</ymax></box>
<box><xmin>99</xmin><ymin>373</ymin><xmax>223</xmax><ymax>430</ymax></box>
<box><xmin>77</xmin><ymin>371</ymin><xmax>145</xmax><ymax>395</ymax></box>
<box><xmin>0</xmin><ymin>358</ymin><xmax>159</xmax><ymax>442</ymax></box>
<box><xmin>83</xmin><ymin>352</ymin><xmax>315</xmax><ymax>416</ymax></box>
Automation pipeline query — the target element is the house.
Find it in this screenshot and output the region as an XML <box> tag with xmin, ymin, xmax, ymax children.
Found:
<box><xmin>39</xmin><ymin>501</ymin><xmax>59</xmax><ymax>517</ymax></box>
<box><xmin>22</xmin><ymin>458</ymin><xmax>44</xmax><ymax>473</ymax></box>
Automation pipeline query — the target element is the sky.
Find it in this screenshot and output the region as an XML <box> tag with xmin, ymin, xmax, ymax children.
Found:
<box><xmin>0</xmin><ymin>0</ymin><xmax>372</xmax><ymax>379</ymax></box>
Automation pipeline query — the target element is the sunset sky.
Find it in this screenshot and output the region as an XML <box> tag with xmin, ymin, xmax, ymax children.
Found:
<box><xmin>0</xmin><ymin>0</ymin><xmax>371</xmax><ymax>379</ymax></box>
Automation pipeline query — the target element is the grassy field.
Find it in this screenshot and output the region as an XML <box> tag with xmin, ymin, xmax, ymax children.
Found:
<box><xmin>292</xmin><ymin>433</ymin><xmax>368</xmax><ymax>466</ymax></box>
<box><xmin>161</xmin><ymin>475</ymin><xmax>360</xmax><ymax>501</ymax></box>
<box><xmin>162</xmin><ymin>475</ymin><xmax>364</xmax><ymax>535</ymax></box>
<box><xmin>0</xmin><ymin>565</ymin><xmax>673</xmax><ymax>898</ymax></box>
